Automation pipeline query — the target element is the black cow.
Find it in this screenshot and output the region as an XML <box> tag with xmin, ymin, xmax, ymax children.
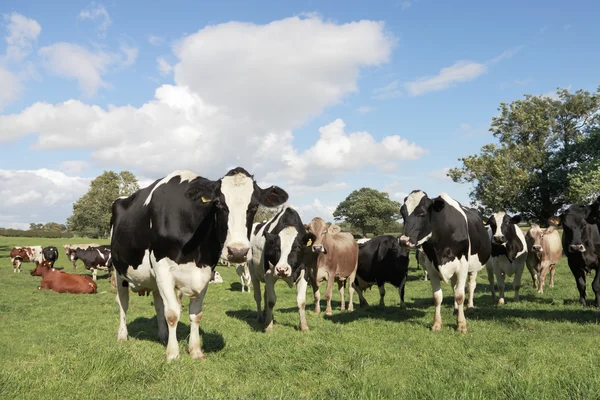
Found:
<box><xmin>399</xmin><ymin>191</ymin><xmax>490</xmax><ymax>333</ymax></box>
<box><xmin>353</xmin><ymin>235</ymin><xmax>409</xmax><ymax>308</ymax></box>
<box><xmin>42</xmin><ymin>246</ymin><xmax>59</xmax><ymax>268</ymax></box>
<box><xmin>551</xmin><ymin>198</ymin><xmax>600</xmax><ymax>307</ymax></box>
<box><xmin>69</xmin><ymin>245</ymin><xmax>112</xmax><ymax>281</ymax></box>
<box><xmin>110</xmin><ymin>167</ymin><xmax>288</xmax><ymax>362</ymax></box>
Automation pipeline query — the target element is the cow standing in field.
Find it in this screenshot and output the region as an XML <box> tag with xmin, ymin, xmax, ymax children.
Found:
<box><xmin>353</xmin><ymin>235</ymin><xmax>409</xmax><ymax>308</ymax></box>
<box><xmin>30</xmin><ymin>260</ymin><xmax>97</xmax><ymax>294</ymax></box>
<box><xmin>485</xmin><ymin>211</ymin><xmax>528</xmax><ymax>306</ymax></box>
<box><xmin>68</xmin><ymin>245</ymin><xmax>112</xmax><ymax>281</ymax></box>
<box><xmin>63</xmin><ymin>244</ymin><xmax>100</xmax><ymax>268</ymax></box>
<box><xmin>525</xmin><ymin>224</ymin><xmax>562</xmax><ymax>293</ymax></box>
<box><xmin>235</xmin><ymin>262</ymin><xmax>252</xmax><ymax>292</ymax></box>
<box><xmin>550</xmin><ymin>198</ymin><xmax>600</xmax><ymax>307</ymax></box>
<box><xmin>9</xmin><ymin>246</ymin><xmax>43</xmax><ymax>273</ymax></box>
<box><xmin>110</xmin><ymin>167</ymin><xmax>288</xmax><ymax>361</ymax></box>
<box><xmin>306</xmin><ymin>218</ymin><xmax>359</xmax><ymax>316</ymax></box>
<box><xmin>248</xmin><ymin>206</ymin><xmax>315</xmax><ymax>331</ymax></box>
<box><xmin>42</xmin><ymin>246</ymin><xmax>59</xmax><ymax>268</ymax></box>
<box><xmin>399</xmin><ymin>191</ymin><xmax>490</xmax><ymax>332</ymax></box>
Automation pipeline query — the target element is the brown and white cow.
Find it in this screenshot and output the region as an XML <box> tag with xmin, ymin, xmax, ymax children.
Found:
<box><xmin>10</xmin><ymin>246</ymin><xmax>43</xmax><ymax>273</ymax></box>
<box><xmin>30</xmin><ymin>260</ymin><xmax>97</xmax><ymax>294</ymax></box>
<box><xmin>63</xmin><ymin>244</ymin><xmax>100</xmax><ymax>268</ymax></box>
<box><xmin>306</xmin><ymin>218</ymin><xmax>359</xmax><ymax>316</ymax></box>
<box><xmin>525</xmin><ymin>224</ymin><xmax>563</xmax><ymax>293</ymax></box>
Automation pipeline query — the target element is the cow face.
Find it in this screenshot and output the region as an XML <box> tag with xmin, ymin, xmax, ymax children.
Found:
<box><xmin>68</xmin><ymin>249</ymin><xmax>80</xmax><ymax>263</ymax></box>
<box><xmin>215</xmin><ymin>167</ymin><xmax>288</xmax><ymax>264</ymax></box>
<box><xmin>264</xmin><ymin>227</ymin><xmax>314</xmax><ymax>279</ymax></box>
<box><xmin>485</xmin><ymin>211</ymin><xmax>522</xmax><ymax>245</ymax></box>
<box><xmin>526</xmin><ymin>224</ymin><xmax>556</xmax><ymax>257</ymax></box>
<box><xmin>551</xmin><ymin>204</ymin><xmax>593</xmax><ymax>254</ymax></box>
<box><xmin>30</xmin><ymin>261</ymin><xmax>51</xmax><ymax>276</ymax></box>
<box><xmin>398</xmin><ymin>190</ymin><xmax>438</xmax><ymax>248</ymax></box>
<box><xmin>306</xmin><ymin>218</ymin><xmax>340</xmax><ymax>254</ymax></box>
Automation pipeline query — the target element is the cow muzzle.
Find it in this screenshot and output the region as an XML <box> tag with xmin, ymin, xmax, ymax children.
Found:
<box><xmin>275</xmin><ymin>265</ymin><xmax>291</xmax><ymax>277</ymax></box>
<box><xmin>398</xmin><ymin>236</ymin><xmax>415</xmax><ymax>248</ymax></box>
<box><xmin>226</xmin><ymin>245</ymin><xmax>250</xmax><ymax>263</ymax></box>
<box><xmin>312</xmin><ymin>244</ymin><xmax>324</xmax><ymax>253</ymax></box>
<box><xmin>493</xmin><ymin>235</ymin><xmax>507</xmax><ymax>245</ymax></box>
<box><xmin>532</xmin><ymin>245</ymin><xmax>543</xmax><ymax>252</ymax></box>
<box><xmin>569</xmin><ymin>244</ymin><xmax>586</xmax><ymax>253</ymax></box>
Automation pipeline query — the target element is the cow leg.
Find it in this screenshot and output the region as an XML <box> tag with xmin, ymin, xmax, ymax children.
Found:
<box><xmin>337</xmin><ymin>280</ymin><xmax>346</xmax><ymax>312</ymax></box>
<box><xmin>423</xmin><ymin>265</ymin><xmax>428</xmax><ymax>281</ymax></box>
<box><xmin>513</xmin><ymin>262</ymin><xmax>524</xmax><ymax>302</ymax></box>
<box><xmin>467</xmin><ymin>271</ymin><xmax>477</xmax><ymax>309</ymax></box>
<box><xmin>570</xmin><ymin>265</ymin><xmax>588</xmax><ymax>307</ymax></box>
<box><xmin>538</xmin><ymin>263</ymin><xmax>549</xmax><ymax>294</ymax></box>
<box><xmin>450</xmin><ymin>275</ymin><xmax>459</xmax><ymax>314</ymax></box>
<box><xmin>591</xmin><ymin>266</ymin><xmax>600</xmax><ymax>308</ymax></box>
<box><xmin>248</xmin><ymin>265</ymin><xmax>263</xmax><ymax>322</ymax></box>
<box><xmin>526</xmin><ymin>262</ymin><xmax>538</xmax><ymax>289</ymax></box>
<box><xmin>495</xmin><ymin>269</ymin><xmax>506</xmax><ymax>306</ymax></box>
<box><xmin>378</xmin><ymin>284</ymin><xmax>386</xmax><ymax>308</ymax></box>
<box><xmin>153</xmin><ymin>291</ymin><xmax>168</xmax><ymax>344</ymax></box>
<box><xmin>308</xmin><ymin>271</ymin><xmax>321</xmax><ymax>314</ymax></box>
<box><xmin>398</xmin><ymin>270</ymin><xmax>407</xmax><ymax>309</ymax></box>
<box><xmin>347</xmin><ymin>271</ymin><xmax>356</xmax><ymax>312</ymax></box>
<box><xmin>324</xmin><ymin>272</ymin><xmax>335</xmax><ymax>316</ymax></box>
<box><xmin>353</xmin><ymin>281</ymin><xmax>369</xmax><ymax>308</ymax></box>
<box><xmin>296</xmin><ymin>270</ymin><xmax>309</xmax><ymax>331</ymax></box>
<box><xmin>486</xmin><ymin>264</ymin><xmax>496</xmax><ymax>301</ymax></box>
<box><xmin>176</xmin><ymin>290</ymin><xmax>183</xmax><ymax>311</ymax></box>
<box><xmin>454</xmin><ymin>267</ymin><xmax>468</xmax><ymax>333</ymax></box>
<box><xmin>92</xmin><ymin>268</ymin><xmax>97</xmax><ymax>282</ymax></box>
<box><xmin>264</xmin><ymin>273</ymin><xmax>277</xmax><ymax>331</ymax></box>
<box><xmin>115</xmin><ymin>274</ymin><xmax>130</xmax><ymax>342</ymax></box>
<box><xmin>549</xmin><ymin>265</ymin><xmax>556</xmax><ymax>288</ymax></box>
<box><xmin>429</xmin><ymin>270</ymin><xmax>443</xmax><ymax>331</ymax></box>
<box><xmin>188</xmin><ymin>268</ymin><xmax>211</xmax><ymax>360</ymax></box>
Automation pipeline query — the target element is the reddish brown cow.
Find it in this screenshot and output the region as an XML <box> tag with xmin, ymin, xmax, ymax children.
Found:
<box><xmin>30</xmin><ymin>261</ymin><xmax>97</xmax><ymax>294</ymax></box>
<box><xmin>525</xmin><ymin>224</ymin><xmax>563</xmax><ymax>293</ymax></box>
<box><xmin>306</xmin><ymin>218</ymin><xmax>359</xmax><ymax>316</ymax></box>
<box><xmin>10</xmin><ymin>247</ymin><xmax>33</xmax><ymax>273</ymax></box>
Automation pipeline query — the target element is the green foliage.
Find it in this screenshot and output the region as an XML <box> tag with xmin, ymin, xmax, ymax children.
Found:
<box><xmin>0</xmin><ymin>228</ymin><xmax>73</xmax><ymax>238</ymax></box>
<box><xmin>333</xmin><ymin>188</ymin><xmax>401</xmax><ymax>237</ymax></box>
<box><xmin>450</xmin><ymin>86</ymin><xmax>600</xmax><ymax>223</ymax></box>
<box><xmin>253</xmin><ymin>206</ymin><xmax>280</xmax><ymax>223</ymax></box>
<box><xmin>67</xmin><ymin>171</ymin><xmax>139</xmax><ymax>238</ymax></box>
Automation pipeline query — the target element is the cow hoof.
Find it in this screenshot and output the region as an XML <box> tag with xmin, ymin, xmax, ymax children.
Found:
<box><xmin>166</xmin><ymin>353</ymin><xmax>180</xmax><ymax>363</ymax></box>
<box><xmin>188</xmin><ymin>349</ymin><xmax>206</xmax><ymax>360</ymax></box>
<box><xmin>399</xmin><ymin>302</ymin><xmax>406</xmax><ymax>310</ymax></box>
<box><xmin>456</xmin><ymin>324</ymin><xmax>467</xmax><ymax>333</ymax></box>
<box><xmin>431</xmin><ymin>323</ymin><xmax>442</xmax><ymax>332</ymax></box>
<box><xmin>348</xmin><ymin>305</ymin><xmax>354</xmax><ymax>312</ymax></box>
<box><xmin>325</xmin><ymin>311</ymin><xmax>333</xmax><ymax>317</ymax></box>
<box><xmin>497</xmin><ymin>298</ymin><xmax>505</xmax><ymax>306</ymax></box>
<box><xmin>299</xmin><ymin>325</ymin><xmax>309</xmax><ymax>332</ymax></box>
<box><xmin>359</xmin><ymin>301</ymin><xmax>368</xmax><ymax>308</ymax></box>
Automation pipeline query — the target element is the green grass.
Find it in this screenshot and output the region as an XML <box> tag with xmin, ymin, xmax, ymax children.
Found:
<box><xmin>1</xmin><ymin>237</ymin><xmax>600</xmax><ymax>399</ymax></box>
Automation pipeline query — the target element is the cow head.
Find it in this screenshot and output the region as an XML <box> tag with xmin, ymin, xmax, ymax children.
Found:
<box><xmin>63</xmin><ymin>244</ymin><xmax>71</xmax><ymax>257</ymax></box>
<box><xmin>485</xmin><ymin>211</ymin><xmax>522</xmax><ymax>246</ymax></box>
<box><xmin>306</xmin><ymin>218</ymin><xmax>340</xmax><ymax>254</ymax></box>
<box><xmin>68</xmin><ymin>249</ymin><xmax>80</xmax><ymax>263</ymax></box>
<box><xmin>526</xmin><ymin>224</ymin><xmax>557</xmax><ymax>257</ymax></box>
<box><xmin>186</xmin><ymin>167</ymin><xmax>288</xmax><ymax>264</ymax></box>
<box><xmin>398</xmin><ymin>190</ymin><xmax>444</xmax><ymax>248</ymax></box>
<box><xmin>30</xmin><ymin>260</ymin><xmax>51</xmax><ymax>276</ymax></box>
<box><xmin>550</xmin><ymin>203</ymin><xmax>596</xmax><ymax>254</ymax></box>
<box><xmin>264</xmin><ymin>227</ymin><xmax>314</xmax><ymax>280</ymax></box>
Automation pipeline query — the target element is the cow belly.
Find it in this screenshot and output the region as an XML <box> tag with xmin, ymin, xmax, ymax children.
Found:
<box><xmin>356</xmin><ymin>276</ymin><xmax>375</xmax><ymax>291</ymax></box>
<box><xmin>435</xmin><ymin>257</ymin><xmax>467</xmax><ymax>283</ymax></box>
<box><xmin>122</xmin><ymin>252</ymin><xmax>156</xmax><ymax>293</ymax></box>
<box><xmin>170</xmin><ymin>262</ymin><xmax>213</xmax><ymax>297</ymax></box>
<box><xmin>491</xmin><ymin>255</ymin><xmax>524</xmax><ymax>277</ymax></box>
<box><xmin>468</xmin><ymin>253</ymin><xmax>486</xmax><ymax>273</ymax></box>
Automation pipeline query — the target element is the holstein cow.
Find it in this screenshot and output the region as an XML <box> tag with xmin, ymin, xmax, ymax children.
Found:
<box><xmin>484</xmin><ymin>211</ymin><xmax>528</xmax><ymax>305</ymax></box>
<box><xmin>399</xmin><ymin>191</ymin><xmax>490</xmax><ymax>332</ymax></box>
<box><xmin>235</xmin><ymin>262</ymin><xmax>252</xmax><ymax>292</ymax></box>
<box><xmin>42</xmin><ymin>246</ymin><xmax>59</xmax><ymax>268</ymax></box>
<box><xmin>68</xmin><ymin>245</ymin><xmax>112</xmax><ymax>281</ymax></box>
<box><xmin>63</xmin><ymin>244</ymin><xmax>100</xmax><ymax>268</ymax></box>
<box><xmin>550</xmin><ymin>198</ymin><xmax>600</xmax><ymax>307</ymax></box>
<box><xmin>306</xmin><ymin>218</ymin><xmax>359</xmax><ymax>316</ymax></box>
<box><xmin>9</xmin><ymin>246</ymin><xmax>43</xmax><ymax>273</ymax></box>
<box><xmin>248</xmin><ymin>206</ymin><xmax>315</xmax><ymax>331</ymax></box>
<box><xmin>353</xmin><ymin>235</ymin><xmax>409</xmax><ymax>308</ymax></box>
<box><xmin>110</xmin><ymin>167</ymin><xmax>288</xmax><ymax>361</ymax></box>
<box><xmin>31</xmin><ymin>260</ymin><xmax>97</xmax><ymax>294</ymax></box>
<box><xmin>525</xmin><ymin>224</ymin><xmax>562</xmax><ymax>293</ymax></box>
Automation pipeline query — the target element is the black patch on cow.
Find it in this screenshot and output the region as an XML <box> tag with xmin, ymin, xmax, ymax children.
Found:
<box><xmin>487</xmin><ymin>213</ymin><xmax>523</xmax><ymax>262</ymax></box>
<box><xmin>461</xmin><ymin>206</ymin><xmax>492</xmax><ymax>266</ymax></box>
<box><xmin>42</xmin><ymin>246</ymin><xmax>59</xmax><ymax>265</ymax></box>
<box><xmin>253</xmin><ymin>222</ymin><xmax>267</xmax><ymax>237</ymax></box>
<box><xmin>71</xmin><ymin>247</ymin><xmax>112</xmax><ymax>271</ymax></box>
<box><xmin>356</xmin><ymin>235</ymin><xmax>409</xmax><ymax>290</ymax></box>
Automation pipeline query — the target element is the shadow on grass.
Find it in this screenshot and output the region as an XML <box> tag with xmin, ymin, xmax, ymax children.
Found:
<box><xmin>228</xmin><ymin>282</ymin><xmax>243</xmax><ymax>292</ymax></box>
<box><xmin>0</xmin><ymin>245</ymin><xmax>11</xmax><ymax>259</ymax></box>
<box><xmin>128</xmin><ymin>316</ymin><xmax>225</xmax><ymax>354</ymax></box>
<box><xmin>225</xmin><ymin>309</ymin><xmax>302</xmax><ymax>332</ymax></box>
<box><xmin>324</xmin><ymin>306</ymin><xmax>426</xmax><ymax>324</ymax></box>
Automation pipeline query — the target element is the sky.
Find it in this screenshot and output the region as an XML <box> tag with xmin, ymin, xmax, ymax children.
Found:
<box><xmin>0</xmin><ymin>0</ymin><xmax>598</xmax><ymax>230</ymax></box>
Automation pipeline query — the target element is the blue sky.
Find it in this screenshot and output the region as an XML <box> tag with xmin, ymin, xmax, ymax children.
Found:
<box><xmin>0</xmin><ymin>0</ymin><xmax>598</xmax><ymax>229</ymax></box>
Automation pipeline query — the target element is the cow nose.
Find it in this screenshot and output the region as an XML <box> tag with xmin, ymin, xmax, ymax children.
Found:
<box><xmin>569</xmin><ymin>244</ymin><xmax>586</xmax><ymax>253</ymax></box>
<box><xmin>532</xmin><ymin>245</ymin><xmax>543</xmax><ymax>252</ymax></box>
<box><xmin>493</xmin><ymin>235</ymin><xmax>506</xmax><ymax>244</ymax></box>
<box><xmin>398</xmin><ymin>236</ymin><xmax>414</xmax><ymax>248</ymax></box>
<box><xmin>227</xmin><ymin>246</ymin><xmax>250</xmax><ymax>262</ymax></box>
<box><xmin>312</xmin><ymin>244</ymin><xmax>323</xmax><ymax>253</ymax></box>
<box><xmin>275</xmin><ymin>266</ymin><xmax>289</xmax><ymax>276</ymax></box>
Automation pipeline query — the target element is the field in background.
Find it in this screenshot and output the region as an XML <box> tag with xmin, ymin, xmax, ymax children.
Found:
<box><xmin>1</xmin><ymin>236</ymin><xmax>600</xmax><ymax>399</ymax></box>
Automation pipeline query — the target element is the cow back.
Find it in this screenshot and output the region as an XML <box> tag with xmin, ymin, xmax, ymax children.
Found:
<box><xmin>319</xmin><ymin>231</ymin><xmax>358</xmax><ymax>277</ymax></box>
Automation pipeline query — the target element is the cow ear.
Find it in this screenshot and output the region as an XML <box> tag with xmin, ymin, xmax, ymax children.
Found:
<box><xmin>511</xmin><ymin>215</ymin><xmax>522</xmax><ymax>224</ymax></box>
<box><xmin>185</xmin><ymin>178</ymin><xmax>219</xmax><ymax>204</ymax></box>
<box><xmin>545</xmin><ymin>225</ymin><xmax>557</xmax><ymax>234</ymax></box>
<box><xmin>432</xmin><ymin>197</ymin><xmax>445</xmax><ymax>212</ymax></box>
<box><xmin>548</xmin><ymin>215</ymin><xmax>561</xmax><ymax>226</ymax></box>
<box><xmin>302</xmin><ymin>233</ymin><xmax>316</xmax><ymax>247</ymax></box>
<box><xmin>482</xmin><ymin>217</ymin><xmax>490</xmax><ymax>226</ymax></box>
<box><xmin>257</xmin><ymin>185</ymin><xmax>288</xmax><ymax>208</ymax></box>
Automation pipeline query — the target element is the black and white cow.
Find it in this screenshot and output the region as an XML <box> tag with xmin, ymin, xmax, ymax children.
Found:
<box><xmin>415</xmin><ymin>247</ymin><xmax>428</xmax><ymax>281</ymax></box>
<box><xmin>353</xmin><ymin>235</ymin><xmax>409</xmax><ymax>308</ymax></box>
<box><xmin>69</xmin><ymin>245</ymin><xmax>112</xmax><ymax>281</ymax></box>
<box><xmin>399</xmin><ymin>191</ymin><xmax>490</xmax><ymax>332</ymax></box>
<box><xmin>484</xmin><ymin>211</ymin><xmax>528</xmax><ymax>305</ymax></box>
<box><xmin>42</xmin><ymin>246</ymin><xmax>59</xmax><ymax>268</ymax></box>
<box><xmin>550</xmin><ymin>198</ymin><xmax>600</xmax><ymax>307</ymax></box>
<box><xmin>110</xmin><ymin>168</ymin><xmax>288</xmax><ymax>361</ymax></box>
<box><xmin>248</xmin><ymin>206</ymin><xmax>315</xmax><ymax>332</ymax></box>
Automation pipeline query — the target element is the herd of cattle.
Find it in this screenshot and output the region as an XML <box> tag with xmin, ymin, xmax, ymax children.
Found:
<box><xmin>5</xmin><ymin>166</ymin><xmax>600</xmax><ymax>362</ymax></box>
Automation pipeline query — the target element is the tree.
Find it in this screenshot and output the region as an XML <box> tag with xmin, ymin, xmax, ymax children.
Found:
<box><xmin>449</xmin><ymin>86</ymin><xmax>600</xmax><ymax>224</ymax></box>
<box><xmin>67</xmin><ymin>171</ymin><xmax>140</xmax><ymax>238</ymax></box>
<box><xmin>253</xmin><ymin>206</ymin><xmax>279</xmax><ymax>223</ymax></box>
<box><xmin>29</xmin><ymin>223</ymin><xmax>43</xmax><ymax>230</ymax></box>
<box><xmin>333</xmin><ymin>188</ymin><xmax>401</xmax><ymax>237</ymax></box>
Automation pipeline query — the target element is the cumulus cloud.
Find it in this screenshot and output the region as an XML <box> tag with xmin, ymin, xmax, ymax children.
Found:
<box><xmin>428</xmin><ymin>167</ymin><xmax>451</xmax><ymax>181</ymax></box>
<box><xmin>0</xmin><ymin>65</ymin><xmax>21</xmax><ymax>109</ymax></box>
<box><xmin>78</xmin><ymin>3</ymin><xmax>111</xmax><ymax>37</ymax></box>
<box><xmin>148</xmin><ymin>35</ymin><xmax>164</xmax><ymax>46</ymax></box>
<box><xmin>58</xmin><ymin>160</ymin><xmax>89</xmax><ymax>174</ymax></box>
<box><xmin>4</xmin><ymin>12</ymin><xmax>41</xmax><ymax>62</ymax></box>
<box><xmin>157</xmin><ymin>57</ymin><xmax>172</xmax><ymax>75</ymax></box>
<box><xmin>293</xmin><ymin>199</ymin><xmax>337</xmax><ymax>223</ymax></box>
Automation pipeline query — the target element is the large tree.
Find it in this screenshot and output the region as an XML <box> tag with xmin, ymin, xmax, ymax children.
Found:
<box><xmin>67</xmin><ymin>171</ymin><xmax>139</xmax><ymax>238</ymax></box>
<box><xmin>449</xmin><ymin>86</ymin><xmax>600</xmax><ymax>224</ymax></box>
<box><xmin>333</xmin><ymin>188</ymin><xmax>401</xmax><ymax>237</ymax></box>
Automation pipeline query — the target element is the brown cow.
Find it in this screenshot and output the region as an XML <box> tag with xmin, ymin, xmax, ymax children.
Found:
<box><xmin>30</xmin><ymin>260</ymin><xmax>97</xmax><ymax>294</ymax></box>
<box><xmin>525</xmin><ymin>224</ymin><xmax>563</xmax><ymax>293</ymax></box>
<box><xmin>306</xmin><ymin>218</ymin><xmax>359</xmax><ymax>316</ymax></box>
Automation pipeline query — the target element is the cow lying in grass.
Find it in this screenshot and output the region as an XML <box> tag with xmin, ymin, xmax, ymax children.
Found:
<box><xmin>30</xmin><ymin>261</ymin><xmax>97</xmax><ymax>294</ymax></box>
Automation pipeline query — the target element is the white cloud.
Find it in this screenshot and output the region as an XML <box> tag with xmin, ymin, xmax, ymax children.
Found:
<box><xmin>459</xmin><ymin>122</ymin><xmax>488</xmax><ymax>138</ymax></box>
<box><xmin>428</xmin><ymin>167</ymin><xmax>451</xmax><ymax>181</ymax></box>
<box><xmin>373</xmin><ymin>80</ymin><xmax>402</xmax><ymax>99</ymax></box>
<box><xmin>3</xmin><ymin>12</ymin><xmax>41</xmax><ymax>62</ymax></box>
<box><xmin>383</xmin><ymin>181</ymin><xmax>408</xmax><ymax>201</ymax></box>
<box><xmin>78</xmin><ymin>3</ymin><xmax>111</xmax><ymax>37</ymax></box>
<box><xmin>58</xmin><ymin>160</ymin><xmax>89</xmax><ymax>174</ymax></box>
<box><xmin>540</xmin><ymin>84</ymin><xmax>571</xmax><ymax>101</ymax></box>
<box><xmin>357</xmin><ymin>106</ymin><xmax>373</xmax><ymax>114</ymax></box>
<box><xmin>405</xmin><ymin>61</ymin><xmax>486</xmax><ymax>96</ymax></box>
<box><xmin>0</xmin><ymin>65</ymin><xmax>22</xmax><ymax>109</ymax></box>
<box><xmin>148</xmin><ymin>35</ymin><xmax>164</xmax><ymax>46</ymax></box>
<box><xmin>38</xmin><ymin>42</ymin><xmax>137</xmax><ymax>96</ymax></box>
<box><xmin>157</xmin><ymin>57</ymin><xmax>172</xmax><ymax>75</ymax></box>
<box><xmin>293</xmin><ymin>199</ymin><xmax>336</xmax><ymax>223</ymax></box>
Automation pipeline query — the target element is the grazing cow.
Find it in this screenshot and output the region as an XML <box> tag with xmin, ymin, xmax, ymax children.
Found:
<box><xmin>30</xmin><ymin>260</ymin><xmax>97</xmax><ymax>294</ymax></box>
<box><xmin>306</xmin><ymin>218</ymin><xmax>359</xmax><ymax>316</ymax></box>
<box><xmin>550</xmin><ymin>199</ymin><xmax>600</xmax><ymax>307</ymax></box>
<box><xmin>484</xmin><ymin>211</ymin><xmax>528</xmax><ymax>305</ymax></box>
<box><xmin>63</xmin><ymin>244</ymin><xmax>100</xmax><ymax>268</ymax></box>
<box><xmin>415</xmin><ymin>246</ymin><xmax>428</xmax><ymax>281</ymax></box>
<box><xmin>110</xmin><ymin>167</ymin><xmax>288</xmax><ymax>361</ymax></box>
<box><xmin>68</xmin><ymin>245</ymin><xmax>112</xmax><ymax>281</ymax></box>
<box><xmin>235</xmin><ymin>262</ymin><xmax>252</xmax><ymax>292</ymax></box>
<box><xmin>525</xmin><ymin>224</ymin><xmax>562</xmax><ymax>293</ymax></box>
<box><xmin>353</xmin><ymin>235</ymin><xmax>409</xmax><ymax>308</ymax></box>
<box><xmin>399</xmin><ymin>191</ymin><xmax>490</xmax><ymax>332</ymax></box>
<box><xmin>248</xmin><ymin>206</ymin><xmax>315</xmax><ymax>331</ymax></box>
<box><xmin>42</xmin><ymin>246</ymin><xmax>59</xmax><ymax>268</ymax></box>
<box><xmin>9</xmin><ymin>246</ymin><xmax>43</xmax><ymax>273</ymax></box>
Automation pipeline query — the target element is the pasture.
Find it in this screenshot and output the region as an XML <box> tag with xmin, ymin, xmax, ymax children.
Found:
<box><xmin>1</xmin><ymin>237</ymin><xmax>600</xmax><ymax>399</ymax></box>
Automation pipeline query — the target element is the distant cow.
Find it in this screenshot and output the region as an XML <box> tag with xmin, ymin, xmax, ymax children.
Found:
<box><xmin>209</xmin><ymin>270</ymin><xmax>223</xmax><ymax>284</ymax></box>
<box><xmin>42</xmin><ymin>246</ymin><xmax>59</xmax><ymax>268</ymax></box>
<box><xmin>9</xmin><ymin>246</ymin><xmax>43</xmax><ymax>273</ymax></box>
<box><xmin>550</xmin><ymin>198</ymin><xmax>600</xmax><ymax>307</ymax></box>
<box><xmin>306</xmin><ymin>218</ymin><xmax>359</xmax><ymax>316</ymax></box>
<box><xmin>63</xmin><ymin>243</ymin><xmax>100</xmax><ymax>268</ymax></box>
<box><xmin>68</xmin><ymin>245</ymin><xmax>112</xmax><ymax>281</ymax></box>
<box><xmin>235</xmin><ymin>262</ymin><xmax>252</xmax><ymax>292</ymax></box>
<box><xmin>485</xmin><ymin>211</ymin><xmax>528</xmax><ymax>305</ymax></box>
<box><xmin>415</xmin><ymin>247</ymin><xmax>428</xmax><ymax>281</ymax></box>
<box><xmin>353</xmin><ymin>235</ymin><xmax>409</xmax><ymax>308</ymax></box>
<box><xmin>525</xmin><ymin>224</ymin><xmax>562</xmax><ymax>293</ymax></box>
<box><xmin>30</xmin><ymin>260</ymin><xmax>97</xmax><ymax>294</ymax></box>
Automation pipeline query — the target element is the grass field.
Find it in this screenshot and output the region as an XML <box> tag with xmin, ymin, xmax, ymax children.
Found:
<box><xmin>1</xmin><ymin>237</ymin><xmax>600</xmax><ymax>399</ymax></box>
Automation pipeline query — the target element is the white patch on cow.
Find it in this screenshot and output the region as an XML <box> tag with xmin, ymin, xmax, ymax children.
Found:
<box><xmin>121</xmin><ymin>250</ymin><xmax>157</xmax><ymax>292</ymax></box>
<box><xmin>143</xmin><ymin>170</ymin><xmax>198</xmax><ymax>206</ymax></box>
<box><xmin>220</xmin><ymin>172</ymin><xmax>254</xmax><ymax>260</ymax></box>
<box><xmin>514</xmin><ymin>227</ymin><xmax>528</xmax><ymax>259</ymax></box>
<box><xmin>149</xmin><ymin>220</ymin><xmax>152</xmax><ymax>229</ymax></box>
<box><xmin>97</xmin><ymin>249</ymin><xmax>106</xmax><ymax>260</ymax></box>
<box><xmin>439</xmin><ymin>193</ymin><xmax>470</xmax><ymax>255</ymax></box>
<box><xmin>437</xmin><ymin>256</ymin><xmax>468</xmax><ymax>284</ymax></box>
<box><xmin>274</xmin><ymin>226</ymin><xmax>299</xmax><ymax>276</ymax></box>
<box><xmin>492</xmin><ymin>211</ymin><xmax>506</xmax><ymax>238</ymax></box>
<box><xmin>467</xmin><ymin>252</ymin><xmax>485</xmax><ymax>273</ymax></box>
<box><xmin>417</xmin><ymin>232</ymin><xmax>432</xmax><ymax>246</ymax></box>
<box><xmin>405</xmin><ymin>191</ymin><xmax>426</xmax><ymax>216</ymax></box>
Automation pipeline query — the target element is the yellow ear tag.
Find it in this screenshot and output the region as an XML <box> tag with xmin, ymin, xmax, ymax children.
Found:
<box><xmin>201</xmin><ymin>196</ymin><xmax>211</xmax><ymax>203</ymax></box>
<box><xmin>306</xmin><ymin>239</ymin><xmax>313</xmax><ymax>246</ymax></box>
